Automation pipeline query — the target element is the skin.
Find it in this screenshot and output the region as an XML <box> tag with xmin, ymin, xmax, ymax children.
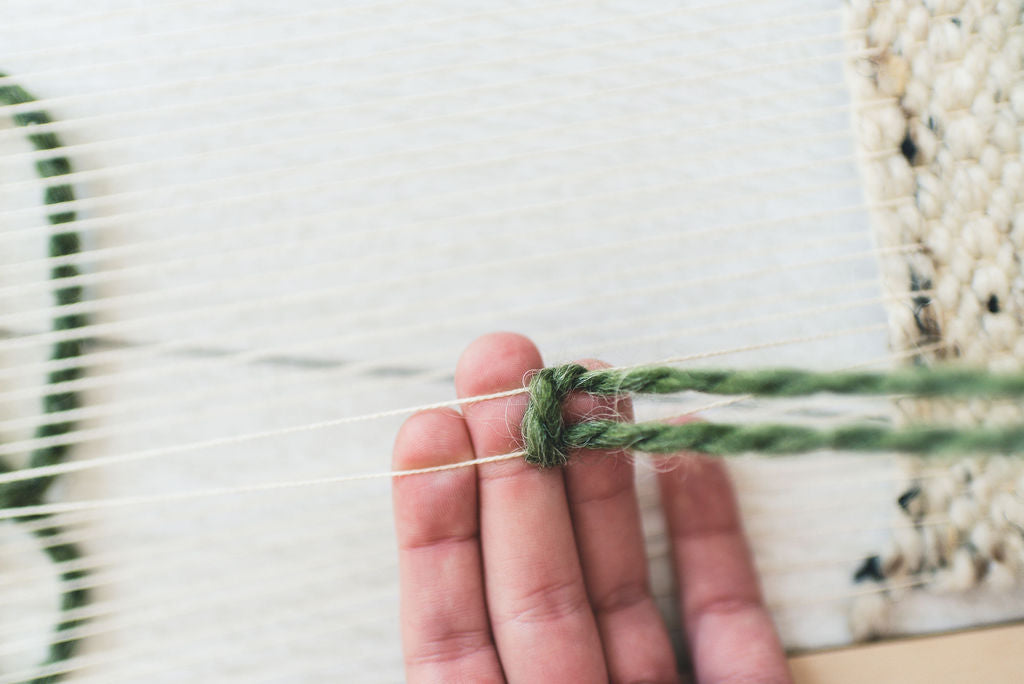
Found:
<box><xmin>392</xmin><ymin>332</ymin><xmax>791</xmax><ymax>683</ymax></box>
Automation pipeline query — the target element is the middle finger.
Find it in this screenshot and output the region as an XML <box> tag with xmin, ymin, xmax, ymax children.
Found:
<box><xmin>456</xmin><ymin>333</ymin><xmax>606</xmax><ymax>683</ymax></box>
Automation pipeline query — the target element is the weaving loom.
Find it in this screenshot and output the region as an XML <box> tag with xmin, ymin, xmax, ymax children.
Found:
<box><xmin>0</xmin><ymin>0</ymin><xmax>1022</xmax><ymax>681</ymax></box>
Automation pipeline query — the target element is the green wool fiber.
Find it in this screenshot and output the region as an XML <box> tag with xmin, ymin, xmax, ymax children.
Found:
<box><xmin>1</xmin><ymin>72</ymin><xmax>89</xmax><ymax>684</ymax></box>
<box><xmin>523</xmin><ymin>363</ymin><xmax>1024</xmax><ymax>467</ymax></box>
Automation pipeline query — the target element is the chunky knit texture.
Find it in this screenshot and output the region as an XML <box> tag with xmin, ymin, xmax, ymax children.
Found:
<box><xmin>844</xmin><ymin>0</ymin><xmax>1024</xmax><ymax>640</ymax></box>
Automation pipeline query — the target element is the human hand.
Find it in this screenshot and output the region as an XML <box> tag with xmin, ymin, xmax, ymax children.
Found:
<box><xmin>392</xmin><ymin>333</ymin><xmax>791</xmax><ymax>683</ymax></box>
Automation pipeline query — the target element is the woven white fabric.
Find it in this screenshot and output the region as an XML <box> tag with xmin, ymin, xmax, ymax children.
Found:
<box><xmin>845</xmin><ymin>0</ymin><xmax>1024</xmax><ymax>640</ymax></box>
<box><xmin>1</xmin><ymin>1</ymin><xmax>1023</xmax><ymax>680</ymax></box>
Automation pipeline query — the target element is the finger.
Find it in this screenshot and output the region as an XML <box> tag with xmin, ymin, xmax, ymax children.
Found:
<box><xmin>657</xmin><ymin>433</ymin><xmax>791</xmax><ymax>684</ymax></box>
<box><xmin>392</xmin><ymin>408</ymin><xmax>504</xmax><ymax>683</ymax></box>
<box><xmin>456</xmin><ymin>332</ymin><xmax>606</xmax><ymax>683</ymax></box>
<box><xmin>562</xmin><ymin>359</ymin><xmax>678</xmax><ymax>684</ymax></box>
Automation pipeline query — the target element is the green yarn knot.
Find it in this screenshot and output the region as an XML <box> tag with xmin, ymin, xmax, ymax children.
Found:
<box><xmin>522</xmin><ymin>364</ymin><xmax>589</xmax><ymax>467</ymax></box>
<box><xmin>521</xmin><ymin>363</ymin><xmax>1024</xmax><ymax>466</ymax></box>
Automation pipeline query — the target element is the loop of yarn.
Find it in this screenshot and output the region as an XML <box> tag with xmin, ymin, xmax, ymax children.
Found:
<box><xmin>522</xmin><ymin>364</ymin><xmax>589</xmax><ymax>467</ymax></box>
<box><xmin>522</xmin><ymin>363</ymin><xmax>1024</xmax><ymax>466</ymax></box>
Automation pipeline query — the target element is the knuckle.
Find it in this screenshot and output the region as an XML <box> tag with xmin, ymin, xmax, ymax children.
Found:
<box><xmin>591</xmin><ymin>578</ymin><xmax>651</xmax><ymax>617</ymax></box>
<box><xmin>692</xmin><ymin>594</ymin><xmax>762</xmax><ymax>623</ymax></box>
<box><xmin>399</xmin><ymin>529</ymin><xmax>477</xmax><ymax>553</ymax></box>
<box><xmin>408</xmin><ymin>625</ymin><xmax>494</xmax><ymax>666</ymax></box>
<box><xmin>498</xmin><ymin>575</ymin><xmax>591</xmax><ymax>626</ymax></box>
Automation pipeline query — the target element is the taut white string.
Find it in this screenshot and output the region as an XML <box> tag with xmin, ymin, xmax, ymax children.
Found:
<box><xmin>0</xmin><ymin>2</ymin><xmax>837</xmax><ymax>86</ymax></box>
<box><xmin>0</xmin><ymin>235</ymin><xmax>906</xmax><ymax>407</ymax></box>
<box><xmin>1</xmin><ymin>0</ymin><xmax>213</xmax><ymax>32</ymax></box>
<box><xmin>0</xmin><ymin>276</ymin><xmax>888</xmax><ymax>433</ymax></box>
<box><xmin>0</xmin><ymin>6</ymin><xmax>851</xmax><ymax>122</ymax></box>
<box><xmin>0</xmin><ymin>343</ymin><xmax>949</xmax><ymax>580</ymax></box>
<box><xmin>0</xmin><ymin>286</ymin><xmax>905</xmax><ymax>458</ymax></box>
<box><xmin>0</xmin><ymin>95</ymin><xmax>877</xmax><ymax>224</ymax></box>
<box><xmin>0</xmin><ymin>169</ymin><xmax>894</xmax><ymax>362</ymax></box>
<box><xmin>0</xmin><ymin>40</ymin><xmax>879</xmax><ymax>172</ymax></box>
<box><xmin>0</xmin><ymin>323</ymin><xmax>888</xmax><ymax>505</ymax></box>
<box><xmin>0</xmin><ymin>120</ymin><xmax>870</xmax><ymax>286</ymax></box>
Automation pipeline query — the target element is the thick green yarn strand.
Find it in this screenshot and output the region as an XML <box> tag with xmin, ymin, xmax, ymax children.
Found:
<box><xmin>1</xmin><ymin>74</ymin><xmax>88</xmax><ymax>684</ymax></box>
<box><xmin>523</xmin><ymin>364</ymin><xmax>1024</xmax><ymax>467</ymax></box>
<box><xmin>566</xmin><ymin>421</ymin><xmax>1024</xmax><ymax>459</ymax></box>
<box><xmin>568</xmin><ymin>364</ymin><xmax>1024</xmax><ymax>399</ymax></box>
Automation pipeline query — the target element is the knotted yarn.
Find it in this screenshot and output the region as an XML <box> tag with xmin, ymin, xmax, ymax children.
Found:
<box><xmin>521</xmin><ymin>364</ymin><xmax>589</xmax><ymax>467</ymax></box>
<box><xmin>523</xmin><ymin>363</ymin><xmax>1024</xmax><ymax>467</ymax></box>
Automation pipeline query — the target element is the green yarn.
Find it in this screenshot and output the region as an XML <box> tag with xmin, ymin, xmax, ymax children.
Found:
<box><xmin>566</xmin><ymin>420</ymin><xmax>1024</xmax><ymax>458</ymax></box>
<box><xmin>1</xmin><ymin>73</ymin><xmax>89</xmax><ymax>683</ymax></box>
<box><xmin>523</xmin><ymin>363</ymin><xmax>1024</xmax><ymax>467</ymax></box>
<box><xmin>522</xmin><ymin>365</ymin><xmax>591</xmax><ymax>469</ymax></box>
<box><xmin>566</xmin><ymin>364</ymin><xmax>1024</xmax><ymax>400</ymax></box>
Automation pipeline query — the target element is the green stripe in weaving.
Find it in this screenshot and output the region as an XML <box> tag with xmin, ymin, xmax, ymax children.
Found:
<box><xmin>1</xmin><ymin>73</ymin><xmax>89</xmax><ymax>684</ymax></box>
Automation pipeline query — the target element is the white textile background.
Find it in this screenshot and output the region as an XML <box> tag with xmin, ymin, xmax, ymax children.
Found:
<box><xmin>1</xmin><ymin>1</ymin><xmax>1023</xmax><ymax>681</ymax></box>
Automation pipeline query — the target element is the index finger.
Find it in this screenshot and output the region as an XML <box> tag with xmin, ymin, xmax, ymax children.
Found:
<box><xmin>392</xmin><ymin>409</ymin><xmax>503</xmax><ymax>682</ymax></box>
